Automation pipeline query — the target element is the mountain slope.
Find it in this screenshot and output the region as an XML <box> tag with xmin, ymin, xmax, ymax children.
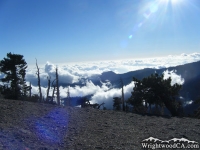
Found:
<box><xmin>0</xmin><ymin>99</ymin><xmax>200</xmax><ymax>149</ymax></box>
<box><xmin>98</xmin><ymin>60</ymin><xmax>200</xmax><ymax>101</ymax></box>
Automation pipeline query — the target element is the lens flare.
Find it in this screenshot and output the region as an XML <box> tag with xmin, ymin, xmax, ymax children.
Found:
<box><xmin>119</xmin><ymin>0</ymin><xmax>197</xmax><ymax>49</ymax></box>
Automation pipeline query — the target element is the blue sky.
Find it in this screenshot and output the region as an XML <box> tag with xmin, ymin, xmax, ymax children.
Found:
<box><xmin>0</xmin><ymin>0</ymin><xmax>200</xmax><ymax>66</ymax></box>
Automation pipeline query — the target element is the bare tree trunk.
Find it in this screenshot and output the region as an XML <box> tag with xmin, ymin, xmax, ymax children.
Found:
<box><xmin>51</xmin><ymin>86</ymin><xmax>55</xmax><ymax>103</ymax></box>
<box><xmin>20</xmin><ymin>68</ymin><xmax>27</xmax><ymax>97</ymax></box>
<box><xmin>51</xmin><ymin>79</ymin><xmax>56</xmax><ymax>104</ymax></box>
<box><xmin>145</xmin><ymin>100</ymin><xmax>147</xmax><ymax>108</ymax></box>
<box><xmin>66</xmin><ymin>86</ymin><xmax>70</xmax><ymax>106</ymax></box>
<box><xmin>56</xmin><ymin>67</ymin><xmax>60</xmax><ymax>105</ymax></box>
<box><xmin>149</xmin><ymin>103</ymin><xmax>152</xmax><ymax>114</ymax></box>
<box><xmin>161</xmin><ymin>105</ymin><xmax>164</xmax><ymax>115</ymax></box>
<box><xmin>46</xmin><ymin>76</ymin><xmax>51</xmax><ymax>102</ymax></box>
<box><xmin>29</xmin><ymin>82</ymin><xmax>32</xmax><ymax>98</ymax></box>
<box><xmin>36</xmin><ymin>59</ymin><xmax>42</xmax><ymax>102</ymax></box>
<box><xmin>97</xmin><ymin>102</ymin><xmax>105</xmax><ymax>109</ymax></box>
<box><xmin>120</xmin><ymin>78</ymin><xmax>125</xmax><ymax>112</ymax></box>
<box><xmin>155</xmin><ymin>104</ymin><xmax>159</xmax><ymax>115</ymax></box>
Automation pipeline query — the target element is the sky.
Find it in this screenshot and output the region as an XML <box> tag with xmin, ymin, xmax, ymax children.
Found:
<box><xmin>1</xmin><ymin>0</ymin><xmax>200</xmax><ymax>109</ymax></box>
<box><xmin>0</xmin><ymin>0</ymin><xmax>200</xmax><ymax>66</ymax></box>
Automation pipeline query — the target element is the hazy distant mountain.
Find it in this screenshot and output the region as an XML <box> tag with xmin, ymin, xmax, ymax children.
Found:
<box><xmin>60</xmin><ymin>60</ymin><xmax>200</xmax><ymax>113</ymax></box>
<box><xmin>60</xmin><ymin>60</ymin><xmax>200</xmax><ymax>100</ymax></box>
<box><xmin>100</xmin><ymin>61</ymin><xmax>200</xmax><ymax>83</ymax></box>
<box><xmin>98</xmin><ymin>61</ymin><xmax>200</xmax><ymax>100</ymax></box>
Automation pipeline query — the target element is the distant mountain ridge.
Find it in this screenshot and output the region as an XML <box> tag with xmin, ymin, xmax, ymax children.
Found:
<box><xmin>98</xmin><ymin>60</ymin><xmax>200</xmax><ymax>101</ymax></box>
<box><xmin>99</xmin><ymin>60</ymin><xmax>200</xmax><ymax>85</ymax></box>
<box><xmin>60</xmin><ymin>60</ymin><xmax>200</xmax><ymax>100</ymax></box>
<box><xmin>59</xmin><ymin>60</ymin><xmax>200</xmax><ymax>114</ymax></box>
<box><xmin>60</xmin><ymin>60</ymin><xmax>200</xmax><ymax>111</ymax></box>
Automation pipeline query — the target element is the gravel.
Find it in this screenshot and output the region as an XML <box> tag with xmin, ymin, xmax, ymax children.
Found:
<box><xmin>0</xmin><ymin>99</ymin><xmax>200</xmax><ymax>150</ymax></box>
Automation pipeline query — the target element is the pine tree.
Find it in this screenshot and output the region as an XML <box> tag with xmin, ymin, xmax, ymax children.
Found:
<box><xmin>128</xmin><ymin>73</ymin><xmax>182</xmax><ymax>116</ymax></box>
<box><xmin>113</xmin><ymin>97</ymin><xmax>122</xmax><ymax>111</ymax></box>
<box><xmin>0</xmin><ymin>52</ymin><xmax>27</xmax><ymax>100</ymax></box>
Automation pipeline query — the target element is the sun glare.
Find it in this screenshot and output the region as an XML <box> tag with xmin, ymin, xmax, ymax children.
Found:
<box><xmin>170</xmin><ymin>0</ymin><xmax>179</xmax><ymax>4</ymax></box>
<box><xmin>161</xmin><ymin>0</ymin><xmax>181</xmax><ymax>5</ymax></box>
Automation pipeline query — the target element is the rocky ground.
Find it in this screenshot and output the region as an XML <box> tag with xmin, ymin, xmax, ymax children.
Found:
<box><xmin>0</xmin><ymin>99</ymin><xmax>200</xmax><ymax>150</ymax></box>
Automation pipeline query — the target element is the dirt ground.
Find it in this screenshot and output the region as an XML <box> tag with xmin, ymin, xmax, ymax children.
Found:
<box><xmin>0</xmin><ymin>99</ymin><xmax>200</xmax><ymax>150</ymax></box>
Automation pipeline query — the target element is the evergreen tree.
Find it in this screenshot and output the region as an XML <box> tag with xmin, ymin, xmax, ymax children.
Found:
<box><xmin>113</xmin><ymin>97</ymin><xmax>122</xmax><ymax>111</ymax></box>
<box><xmin>76</xmin><ymin>96</ymin><xmax>90</xmax><ymax>108</ymax></box>
<box><xmin>127</xmin><ymin>73</ymin><xmax>182</xmax><ymax>116</ymax></box>
<box><xmin>0</xmin><ymin>52</ymin><xmax>27</xmax><ymax>100</ymax></box>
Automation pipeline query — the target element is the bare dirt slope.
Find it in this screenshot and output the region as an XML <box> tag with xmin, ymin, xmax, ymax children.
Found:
<box><xmin>0</xmin><ymin>99</ymin><xmax>200</xmax><ymax>150</ymax></box>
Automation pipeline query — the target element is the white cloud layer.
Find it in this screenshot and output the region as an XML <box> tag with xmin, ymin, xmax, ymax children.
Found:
<box><xmin>29</xmin><ymin>79</ymin><xmax>135</xmax><ymax>109</ymax></box>
<box><xmin>90</xmin><ymin>81</ymin><xmax>135</xmax><ymax>109</ymax></box>
<box><xmin>24</xmin><ymin>53</ymin><xmax>200</xmax><ymax>108</ymax></box>
<box><xmin>25</xmin><ymin>52</ymin><xmax>200</xmax><ymax>86</ymax></box>
<box><xmin>29</xmin><ymin>67</ymin><xmax>184</xmax><ymax>109</ymax></box>
<box><xmin>1</xmin><ymin>53</ymin><xmax>199</xmax><ymax>108</ymax></box>
<box><xmin>28</xmin><ymin>69</ymin><xmax>184</xmax><ymax>109</ymax></box>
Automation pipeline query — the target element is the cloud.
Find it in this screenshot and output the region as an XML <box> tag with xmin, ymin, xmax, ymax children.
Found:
<box><xmin>31</xmin><ymin>85</ymin><xmax>47</xmax><ymax>97</ymax></box>
<box><xmin>28</xmin><ymin>68</ymin><xmax>185</xmax><ymax>109</ymax></box>
<box><xmin>1</xmin><ymin>53</ymin><xmax>199</xmax><ymax>109</ymax></box>
<box><xmin>44</xmin><ymin>61</ymin><xmax>79</xmax><ymax>84</ymax></box>
<box><xmin>1</xmin><ymin>57</ymin><xmax>186</xmax><ymax>110</ymax></box>
<box><xmin>68</xmin><ymin>80</ymin><xmax>102</xmax><ymax>97</ymax></box>
<box><xmin>179</xmin><ymin>97</ymin><xmax>194</xmax><ymax>107</ymax></box>
<box><xmin>163</xmin><ymin>70</ymin><xmax>184</xmax><ymax>85</ymax></box>
<box><xmin>29</xmin><ymin>78</ymin><xmax>135</xmax><ymax>109</ymax></box>
<box><xmin>90</xmin><ymin>81</ymin><xmax>135</xmax><ymax>109</ymax></box>
<box><xmin>25</xmin><ymin>61</ymin><xmax>80</xmax><ymax>87</ymax></box>
<box><xmin>23</xmin><ymin>53</ymin><xmax>200</xmax><ymax>107</ymax></box>
<box><xmin>185</xmin><ymin>100</ymin><xmax>193</xmax><ymax>105</ymax></box>
<box><xmin>26</xmin><ymin>53</ymin><xmax>200</xmax><ymax>87</ymax></box>
<box><xmin>65</xmin><ymin>53</ymin><xmax>200</xmax><ymax>74</ymax></box>
<box><xmin>59</xmin><ymin>80</ymin><xmax>114</xmax><ymax>98</ymax></box>
<box><xmin>87</xmin><ymin>69</ymin><xmax>184</xmax><ymax>109</ymax></box>
<box><xmin>181</xmin><ymin>53</ymin><xmax>200</xmax><ymax>58</ymax></box>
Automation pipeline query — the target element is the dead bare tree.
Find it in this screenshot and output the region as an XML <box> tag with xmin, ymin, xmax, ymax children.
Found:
<box><xmin>97</xmin><ymin>102</ymin><xmax>105</xmax><ymax>109</ymax></box>
<box><xmin>29</xmin><ymin>82</ymin><xmax>32</xmax><ymax>98</ymax></box>
<box><xmin>120</xmin><ymin>78</ymin><xmax>125</xmax><ymax>112</ymax></box>
<box><xmin>55</xmin><ymin>67</ymin><xmax>60</xmax><ymax>105</ymax></box>
<box><xmin>51</xmin><ymin>79</ymin><xmax>56</xmax><ymax>104</ymax></box>
<box><xmin>46</xmin><ymin>76</ymin><xmax>51</xmax><ymax>102</ymax></box>
<box><xmin>36</xmin><ymin>59</ymin><xmax>42</xmax><ymax>102</ymax></box>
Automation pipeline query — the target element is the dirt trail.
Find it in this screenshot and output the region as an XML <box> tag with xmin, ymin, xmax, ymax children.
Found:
<box><xmin>0</xmin><ymin>99</ymin><xmax>200</xmax><ymax>150</ymax></box>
